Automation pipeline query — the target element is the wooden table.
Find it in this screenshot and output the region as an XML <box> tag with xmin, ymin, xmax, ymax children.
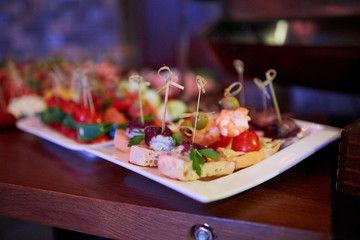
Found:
<box><xmin>0</xmin><ymin>126</ymin><xmax>357</xmax><ymax>239</ymax></box>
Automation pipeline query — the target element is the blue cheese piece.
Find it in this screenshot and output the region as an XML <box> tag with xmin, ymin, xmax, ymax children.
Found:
<box><xmin>126</xmin><ymin>128</ymin><xmax>143</xmax><ymax>138</ymax></box>
<box><xmin>149</xmin><ymin>135</ymin><xmax>175</xmax><ymax>151</ymax></box>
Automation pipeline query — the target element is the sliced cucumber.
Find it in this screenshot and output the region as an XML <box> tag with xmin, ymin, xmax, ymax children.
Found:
<box><xmin>157</xmin><ymin>100</ymin><xmax>187</xmax><ymax>121</ymax></box>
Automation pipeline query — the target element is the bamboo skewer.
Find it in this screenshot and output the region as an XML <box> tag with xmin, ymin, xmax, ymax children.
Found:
<box><xmin>192</xmin><ymin>75</ymin><xmax>206</xmax><ymax>143</ymax></box>
<box><xmin>253</xmin><ymin>69</ymin><xmax>282</xmax><ymax>123</ymax></box>
<box><xmin>254</xmin><ymin>77</ymin><xmax>271</xmax><ymax>111</ymax></box>
<box><xmin>129</xmin><ymin>74</ymin><xmax>150</xmax><ymax>125</ymax></box>
<box><xmin>157</xmin><ymin>66</ymin><xmax>184</xmax><ymax>134</ymax></box>
<box><xmin>233</xmin><ymin>59</ymin><xmax>245</xmax><ymax>107</ymax></box>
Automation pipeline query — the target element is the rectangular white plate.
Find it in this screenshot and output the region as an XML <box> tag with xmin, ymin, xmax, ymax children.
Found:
<box><xmin>16</xmin><ymin>116</ymin><xmax>113</xmax><ymax>150</ymax></box>
<box><xmin>85</xmin><ymin>119</ymin><xmax>340</xmax><ymax>203</ymax></box>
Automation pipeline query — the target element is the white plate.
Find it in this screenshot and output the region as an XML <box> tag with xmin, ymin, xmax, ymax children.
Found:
<box><xmin>85</xmin><ymin>119</ymin><xmax>340</xmax><ymax>203</ymax></box>
<box><xmin>16</xmin><ymin>116</ymin><xmax>113</xmax><ymax>150</ymax></box>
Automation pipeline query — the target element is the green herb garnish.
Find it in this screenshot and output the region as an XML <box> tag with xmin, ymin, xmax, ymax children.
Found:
<box><xmin>171</xmin><ymin>133</ymin><xmax>183</xmax><ymax>145</ymax></box>
<box><xmin>142</xmin><ymin>114</ymin><xmax>153</xmax><ymax>122</ymax></box>
<box><xmin>198</xmin><ymin>148</ymin><xmax>220</xmax><ymax>160</ymax></box>
<box><xmin>189</xmin><ymin>147</ymin><xmax>220</xmax><ymax>177</ymax></box>
<box><xmin>117</xmin><ymin>123</ymin><xmax>127</xmax><ymax>130</ymax></box>
<box><xmin>128</xmin><ymin>130</ymin><xmax>145</xmax><ymax>147</ymax></box>
<box><xmin>190</xmin><ymin>148</ymin><xmax>205</xmax><ymax>177</ymax></box>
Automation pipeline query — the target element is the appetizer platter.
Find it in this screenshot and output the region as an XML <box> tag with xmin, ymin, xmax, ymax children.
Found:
<box><xmin>16</xmin><ymin>116</ymin><xmax>114</xmax><ymax>150</ymax></box>
<box><xmin>85</xmin><ymin>65</ymin><xmax>339</xmax><ymax>202</ymax></box>
<box><xmin>11</xmin><ymin>61</ymin><xmax>186</xmax><ymax>150</ymax></box>
<box><xmin>85</xmin><ymin>119</ymin><xmax>339</xmax><ymax>202</ymax></box>
<box><xmin>9</xmin><ymin>59</ymin><xmax>340</xmax><ymax>202</ymax></box>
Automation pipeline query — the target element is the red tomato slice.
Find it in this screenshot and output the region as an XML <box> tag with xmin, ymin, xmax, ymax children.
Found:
<box><xmin>60</xmin><ymin>101</ymin><xmax>79</xmax><ymax>114</ymax></box>
<box><xmin>89</xmin><ymin>134</ymin><xmax>110</xmax><ymax>143</ymax></box>
<box><xmin>49</xmin><ymin>122</ymin><xmax>62</xmax><ymax>131</ymax></box>
<box><xmin>231</xmin><ymin>130</ymin><xmax>261</xmax><ymax>153</ymax></box>
<box><xmin>209</xmin><ymin>135</ymin><xmax>232</xmax><ymax>150</ymax></box>
<box><xmin>58</xmin><ymin>125</ymin><xmax>77</xmax><ymax>140</ymax></box>
<box><xmin>92</xmin><ymin>95</ymin><xmax>106</xmax><ymax>111</ymax></box>
<box><xmin>73</xmin><ymin>107</ymin><xmax>103</xmax><ymax>124</ymax></box>
<box><xmin>112</xmin><ymin>98</ymin><xmax>131</xmax><ymax>111</ymax></box>
<box><xmin>0</xmin><ymin>111</ymin><xmax>16</xmax><ymax>128</ymax></box>
<box><xmin>46</xmin><ymin>97</ymin><xmax>63</xmax><ymax>107</ymax></box>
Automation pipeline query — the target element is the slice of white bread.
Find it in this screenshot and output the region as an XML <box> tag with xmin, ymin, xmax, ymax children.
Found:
<box><xmin>129</xmin><ymin>145</ymin><xmax>160</xmax><ymax>167</ymax></box>
<box><xmin>114</xmin><ymin>129</ymin><xmax>146</xmax><ymax>153</ymax></box>
<box><xmin>157</xmin><ymin>152</ymin><xmax>235</xmax><ymax>181</ymax></box>
<box><xmin>114</xmin><ymin>129</ymin><xmax>131</xmax><ymax>153</ymax></box>
<box><xmin>218</xmin><ymin>139</ymin><xmax>284</xmax><ymax>170</ymax></box>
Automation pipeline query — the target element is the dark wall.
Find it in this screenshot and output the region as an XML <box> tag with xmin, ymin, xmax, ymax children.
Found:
<box><xmin>0</xmin><ymin>0</ymin><xmax>223</xmax><ymax>70</ymax></box>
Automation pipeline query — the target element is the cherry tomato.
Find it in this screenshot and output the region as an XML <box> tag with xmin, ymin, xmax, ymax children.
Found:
<box><xmin>231</xmin><ymin>130</ymin><xmax>260</xmax><ymax>152</ymax></box>
<box><xmin>92</xmin><ymin>95</ymin><xmax>108</xmax><ymax>111</ymax></box>
<box><xmin>58</xmin><ymin>125</ymin><xmax>77</xmax><ymax>140</ymax></box>
<box><xmin>89</xmin><ymin>134</ymin><xmax>110</xmax><ymax>143</ymax></box>
<box><xmin>209</xmin><ymin>135</ymin><xmax>232</xmax><ymax>150</ymax></box>
<box><xmin>73</xmin><ymin>107</ymin><xmax>103</xmax><ymax>124</ymax></box>
<box><xmin>112</xmin><ymin>98</ymin><xmax>131</xmax><ymax>111</ymax></box>
<box><xmin>60</xmin><ymin>100</ymin><xmax>79</xmax><ymax>115</ymax></box>
<box><xmin>46</xmin><ymin>97</ymin><xmax>63</xmax><ymax>107</ymax></box>
<box><xmin>49</xmin><ymin>122</ymin><xmax>62</xmax><ymax>131</ymax></box>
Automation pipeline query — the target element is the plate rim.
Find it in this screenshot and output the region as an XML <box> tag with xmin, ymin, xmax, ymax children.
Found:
<box><xmin>85</xmin><ymin>119</ymin><xmax>340</xmax><ymax>203</ymax></box>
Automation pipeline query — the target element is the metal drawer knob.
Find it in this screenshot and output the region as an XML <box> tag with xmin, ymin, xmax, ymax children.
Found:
<box><xmin>191</xmin><ymin>223</ymin><xmax>218</xmax><ymax>240</ymax></box>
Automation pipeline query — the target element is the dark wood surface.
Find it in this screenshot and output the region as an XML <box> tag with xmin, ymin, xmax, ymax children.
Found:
<box><xmin>0</xmin><ymin>125</ymin><xmax>343</xmax><ymax>239</ymax></box>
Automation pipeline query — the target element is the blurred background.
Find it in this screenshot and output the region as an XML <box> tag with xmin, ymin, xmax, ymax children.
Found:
<box><xmin>0</xmin><ymin>1</ymin><xmax>360</xmax><ymax>238</ymax></box>
<box><xmin>1</xmin><ymin>0</ymin><xmax>360</xmax><ymax>129</ymax></box>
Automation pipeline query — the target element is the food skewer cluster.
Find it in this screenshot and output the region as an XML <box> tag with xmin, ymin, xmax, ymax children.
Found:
<box><xmin>251</xmin><ymin>69</ymin><xmax>303</xmax><ymax>144</ymax></box>
<box><xmin>111</xmin><ymin>63</ymin><xmax>303</xmax><ymax>181</ymax></box>
<box><xmin>2</xmin><ymin>58</ymin><xmax>304</xmax><ymax>182</ymax></box>
<box><xmin>254</xmin><ymin>69</ymin><xmax>282</xmax><ymax>123</ymax></box>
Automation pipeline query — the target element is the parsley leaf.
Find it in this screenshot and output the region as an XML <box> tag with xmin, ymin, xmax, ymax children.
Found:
<box><xmin>190</xmin><ymin>148</ymin><xmax>205</xmax><ymax>177</ymax></box>
<box><xmin>198</xmin><ymin>148</ymin><xmax>220</xmax><ymax>160</ymax></box>
<box><xmin>117</xmin><ymin>123</ymin><xmax>127</xmax><ymax>130</ymax></box>
<box><xmin>128</xmin><ymin>130</ymin><xmax>145</xmax><ymax>147</ymax></box>
<box><xmin>171</xmin><ymin>133</ymin><xmax>184</xmax><ymax>145</ymax></box>
<box><xmin>139</xmin><ymin>114</ymin><xmax>153</xmax><ymax>122</ymax></box>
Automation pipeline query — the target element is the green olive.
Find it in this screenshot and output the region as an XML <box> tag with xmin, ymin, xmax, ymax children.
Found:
<box><xmin>221</xmin><ymin>96</ymin><xmax>239</xmax><ymax>110</ymax></box>
<box><xmin>180</xmin><ymin>119</ymin><xmax>193</xmax><ymax>136</ymax></box>
<box><xmin>192</xmin><ymin>112</ymin><xmax>208</xmax><ymax>130</ymax></box>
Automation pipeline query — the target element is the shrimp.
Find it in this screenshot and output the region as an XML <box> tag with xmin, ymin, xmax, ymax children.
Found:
<box><xmin>216</xmin><ymin>107</ymin><xmax>250</xmax><ymax>137</ymax></box>
<box><xmin>194</xmin><ymin>119</ymin><xmax>220</xmax><ymax>146</ymax></box>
